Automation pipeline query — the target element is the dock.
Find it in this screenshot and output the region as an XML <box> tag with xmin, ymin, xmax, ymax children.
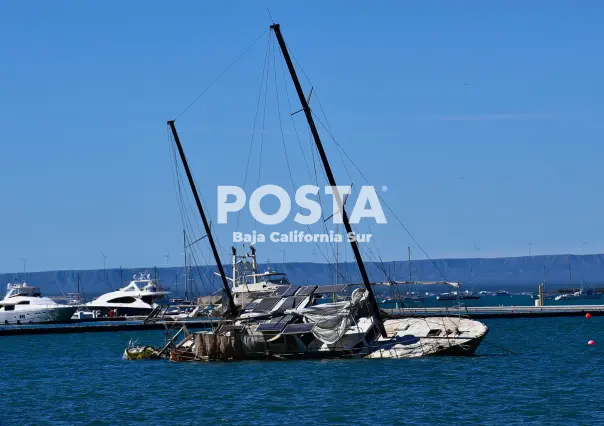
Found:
<box><xmin>1</xmin><ymin>304</ymin><xmax>603</xmax><ymax>336</ymax></box>
<box><xmin>386</xmin><ymin>304</ymin><xmax>604</xmax><ymax>319</ymax></box>
<box><xmin>0</xmin><ymin>318</ymin><xmax>216</xmax><ymax>336</ymax></box>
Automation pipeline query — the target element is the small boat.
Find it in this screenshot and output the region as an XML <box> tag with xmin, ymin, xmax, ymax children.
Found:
<box><xmin>555</xmin><ymin>286</ymin><xmax>600</xmax><ymax>301</ymax></box>
<box><xmin>381</xmin><ymin>293</ymin><xmax>426</xmax><ymax>304</ymax></box>
<box><xmin>460</xmin><ymin>292</ymin><xmax>480</xmax><ymax>300</ymax></box>
<box><xmin>530</xmin><ymin>293</ymin><xmax>555</xmax><ymax>300</ymax></box>
<box><xmin>495</xmin><ymin>290</ymin><xmax>510</xmax><ymax>296</ymax></box>
<box><xmin>437</xmin><ymin>291</ymin><xmax>480</xmax><ymax>301</ymax></box>
<box><xmin>84</xmin><ymin>272</ymin><xmax>170</xmax><ymax>316</ymax></box>
<box><xmin>0</xmin><ymin>283</ymin><xmax>76</xmax><ymax>325</ymax></box>
<box><xmin>437</xmin><ymin>292</ymin><xmax>457</xmax><ymax>301</ymax></box>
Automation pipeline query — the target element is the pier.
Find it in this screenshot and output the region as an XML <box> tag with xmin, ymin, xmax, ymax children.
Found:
<box><xmin>387</xmin><ymin>304</ymin><xmax>604</xmax><ymax>319</ymax></box>
<box><xmin>1</xmin><ymin>304</ymin><xmax>603</xmax><ymax>336</ymax></box>
<box><xmin>0</xmin><ymin>318</ymin><xmax>216</xmax><ymax>336</ymax></box>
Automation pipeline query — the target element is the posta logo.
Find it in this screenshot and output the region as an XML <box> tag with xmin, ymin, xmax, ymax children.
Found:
<box><xmin>217</xmin><ymin>185</ymin><xmax>386</xmax><ymax>226</ymax></box>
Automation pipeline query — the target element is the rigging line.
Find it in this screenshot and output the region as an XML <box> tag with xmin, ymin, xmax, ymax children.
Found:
<box><xmin>271</xmin><ymin>36</ymin><xmax>343</xmax><ymax>282</ymax></box>
<box><xmin>273</xmin><ymin>36</ymin><xmax>296</xmax><ymax>196</ymax></box>
<box><xmin>278</xmin><ymin>49</ymin><xmax>313</xmax><ymax>181</ymax></box>
<box><xmin>482</xmin><ymin>340</ymin><xmax>519</xmax><ymax>355</ymax></box>
<box><xmin>365</xmin><ymin>220</ymin><xmax>391</xmax><ymax>280</ymax></box>
<box><xmin>312</xmin><ymin>93</ymin><xmax>356</xmax><ymax>187</ymax></box>
<box><xmin>310</xmin><ymin>111</ymin><xmax>448</xmax><ymax>281</ymax></box>
<box><xmin>184</xmin><ymin>217</ymin><xmax>215</xmax><ymax>290</ymax></box>
<box><xmin>172</xmin><ymin>133</ymin><xmax>230</xmax><ymax>270</ymax></box>
<box><xmin>288</xmin><ymin>47</ymin><xmax>356</xmax><ymax>185</ymax></box>
<box><xmin>168</xmin><ymin>132</ymin><xmax>219</xmax><ymax>293</ymax></box>
<box><xmin>306</xmin><ymin>133</ymin><xmax>342</xmax><ymax>278</ymax></box>
<box><xmin>236</xmin><ymin>31</ymin><xmax>272</xmax><ymax>233</ymax></box>
<box><xmin>171</xmin><ymin>141</ymin><xmax>203</xmax><ymax>255</ymax></box>
<box><xmin>188</xmin><ymin>246</ymin><xmax>217</xmax><ymax>295</ymax></box>
<box><xmin>170</xmin><ymin>131</ymin><xmax>207</xmax><ymax>274</ymax></box>
<box><xmin>298</xmin><ymin>118</ymin><xmax>339</xmax><ymax>269</ymax></box>
<box><xmin>175</xmin><ymin>28</ymin><xmax>269</xmax><ymax>120</ymax></box>
<box><xmin>171</xmin><ymin>115</ymin><xmax>230</xmax><ymax>265</ymax></box>
<box><xmin>284</xmin><ymin>56</ymin><xmax>417</xmax><ymax>279</ymax></box>
<box><xmin>254</xmin><ymin>31</ymin><xmax>272</xmax><ymax>231</ymax></box>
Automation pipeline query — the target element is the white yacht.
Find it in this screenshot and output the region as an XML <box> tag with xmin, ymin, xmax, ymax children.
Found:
<box><xmin>85</xmin><ymin>273</ymin><xmax>170</xmax><ymax>316</ymax></box>
<box><xmin>0</xmin><ymin>283</ymin><xmax>76</xmax><ymax>325</ymax></box>
<box><xmin>228</xmin><ymin>246</ymin><xmax>293</xmax><ymax>307</ymax></box>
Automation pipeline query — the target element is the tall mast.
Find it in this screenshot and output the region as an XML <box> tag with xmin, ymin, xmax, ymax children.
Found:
<box><xmin>232</xmin><ymin>247</ymin><xmax>237</xmax><ymax>289</ymax></box>
<box><xmin>271</xmin><ymin>23</ymin><xmax>386</xmax><ymax>337</ymax></box>
<box><xmin>167</xmin><ymin>120</ymin><xmax>236</xmax><ymax>316</ymax></box>
<box><xmin>183</xmin><ymin>229</ymin><xmax>188</xmax><ymax>300</ymax></box>
<box><xmin>251</xmin><ymin>245</ymin><xmax>258</xmax><ymax>283</ymax></box>
<box><xmin>408</xmin><ymin>247</ymin><xmax>412</xmax><ymax>282</ymax></box>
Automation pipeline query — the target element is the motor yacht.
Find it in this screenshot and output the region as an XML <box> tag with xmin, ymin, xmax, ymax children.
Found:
<box><xmin>0</xmin><ymin>282</ymin><xmax>76</xmax><ymax>325</ymax></box>
<box><xmin>85</xmin><ymin>273</ymin><xmax>170</xmax><ymax>316</ymax></box>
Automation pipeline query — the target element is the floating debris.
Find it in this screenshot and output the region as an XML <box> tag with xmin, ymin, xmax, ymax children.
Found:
<box><xmin>123</xmin><ymin>346</ymin><xmax>165</xmax><ymax>360</ymax></box>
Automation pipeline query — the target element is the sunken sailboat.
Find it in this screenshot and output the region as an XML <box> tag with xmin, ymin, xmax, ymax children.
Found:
<box><xmin>125</xmin><ymin>23</ymin><xmax>487</xmax><ymax>362</ymax></box>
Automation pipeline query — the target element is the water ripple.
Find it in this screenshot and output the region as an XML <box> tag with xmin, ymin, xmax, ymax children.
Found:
<box><xmin>1</xmin><ymin>317</ymin><xmax>602</xmax><ymax>425</ymax></box>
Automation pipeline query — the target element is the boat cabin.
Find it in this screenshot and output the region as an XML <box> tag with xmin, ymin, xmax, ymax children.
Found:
<box><xmin>5</xmin><ymin>283</ymin><xmax>41</xmax><ymax>299</ymax></box>
<box><xmin>120</xmin><ymin>273</ymin><xmax>165</xmax><ymax>294</ymax></box>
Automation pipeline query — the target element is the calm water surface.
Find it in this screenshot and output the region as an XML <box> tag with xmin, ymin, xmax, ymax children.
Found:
<box><xmin>1</xmin><ymin>317</ymin><xmax>603</xmax><ymax>425</ymax></box>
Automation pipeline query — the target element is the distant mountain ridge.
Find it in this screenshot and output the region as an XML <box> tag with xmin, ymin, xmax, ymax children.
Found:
<box><xmin>1</xmin><ymin>253</ymin><xmax>602</xmax><ymax>297</ymax></box>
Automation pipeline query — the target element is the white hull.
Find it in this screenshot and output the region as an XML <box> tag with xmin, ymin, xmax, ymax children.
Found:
<box><xmin>367</xmin><ymin>317</ymin><xmax>488</xmax><ymax>359</ymax></box>
<box><xmin>85</xmin><ymin>274</ymin><xmax>169</xmax><ymax>316</ymax></box>
<box><xmin>0</xmin><ymin>306</ymin><xmax>76</xmax><ymax>325</ymax></box>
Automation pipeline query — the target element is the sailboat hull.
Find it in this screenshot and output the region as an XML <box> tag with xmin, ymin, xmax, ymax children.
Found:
<box><xmin>366</xmin><ymin>317</ymin><xmax>489</xmax><ymax>359</ymax></box>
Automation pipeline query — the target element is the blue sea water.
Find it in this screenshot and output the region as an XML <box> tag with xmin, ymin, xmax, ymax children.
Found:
<box><xmin>1</xmin><ymin>317</ymin><xmax>603</xmax><ymax>425</ymax></box>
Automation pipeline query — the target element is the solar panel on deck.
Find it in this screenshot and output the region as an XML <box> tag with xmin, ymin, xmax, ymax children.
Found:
<box><xmin>243</xmin><ymin>301</ymin><xmax>258</xmax><ymax>310</ymax></box>
<box><xmin>315</xmin><ymin>284</ymin><xmax>348</xmax><ymax>294</ymax></box>
<box><xmin>252</xmin><ymin>297</ymin><xmax>282</xmax><ymax>313</ymax></box>
<box><xmin>256</xmin><ymin>315</ymin><xmax>293</xmax><ymax>332</ymax></box>
<box><xmin>282</xmin><ymin>323</ymin><xmax>315</xmax><ymax>335</ymax></box>
<box><xmin>274</xmin><ymin>296</ymin><xmax>308</xmax><ymax>311</ymax></box>
<box><xmin>216</xmin><ymin>324</ymin><xmax>245</xmax><ymax>334</ymax></box>
<box><xmin>294</xmin><ymin>297</ymin><xmax>309</xmax><ymax>308</ymax></box>
<box><xmin>256</xmin><ymin>322</ymin><xmax>286</xmax><ymax>332</ymax></box>
<box><xmin>283</xmin><ymin>286</ymin><xmax>298</xmax><ymax>297</ymax></box>
<box><xmin>272</xmin><ymin>285</ymin><xmax>293</xmax><ymax>297</ymax></box>
<box><xmin>248</xmin><ymin>291</ymin><xmax>273</xmax><ymax>299</ymax></box>
<box><xmin>278</xmin><ymin>296</ymin><xmax>298</xmax><ymax>310</ymax></box>
<box><xmin>295</xmin><ymin>285</ymin><xmax>317</xmax><ymax>296</ymax></box>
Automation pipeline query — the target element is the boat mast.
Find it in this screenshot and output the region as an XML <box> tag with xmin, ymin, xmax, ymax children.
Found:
<box><xmin>271</xmin><ymin>23</ymin><xmax>387</xmax><ymax>337</ymax></box>
<box><xmin>183</xmin><ymin>229</ymin><xmax>188</xmax><ymax>300</ymax></box>
<box><xmin>167</xmin><ymin>120</ymin><xmax>237</xmax><ymax>316</ymax></box>
<box><xmin>232</xmin><ymin>247</ymin><xmax>237</xmax><ymax>289</ymax></box>
<box><xmin>408</xmin><ymin>247</ymin><xmax>412</xmax><ymax>282</ymax></box>
<box><xmin>251</xmin><ymin>245</ymin><xmax>258</xmax><ymax>284</ymax></box>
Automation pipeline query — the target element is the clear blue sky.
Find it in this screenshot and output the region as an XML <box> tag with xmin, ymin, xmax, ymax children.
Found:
<box><xmin>1</xmin><ymin>1</ymin><xmax>603</xmax><ymax>273</ymax></box>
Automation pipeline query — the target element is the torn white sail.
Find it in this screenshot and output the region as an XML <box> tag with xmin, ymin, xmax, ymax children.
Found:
<box><xmin>285</xmin><ymin>289</ymin><xmax>367</xmax><ymax>344</ymax></box>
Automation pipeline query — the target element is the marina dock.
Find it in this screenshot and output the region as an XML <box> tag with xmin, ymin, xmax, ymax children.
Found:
<box><xmin>387</xmin><ymin>304</ymin><xmax>604</xmax><ymax>319</ymax></box>
<box><xmin>0</xmin><ymin>318</ymin><xmax>215</xmax><ymax>336</ymax></box>
<box><xmin>1</xmin><ymin>304</ymin><xmax>602</xmax><ymax>336</ymax></box>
